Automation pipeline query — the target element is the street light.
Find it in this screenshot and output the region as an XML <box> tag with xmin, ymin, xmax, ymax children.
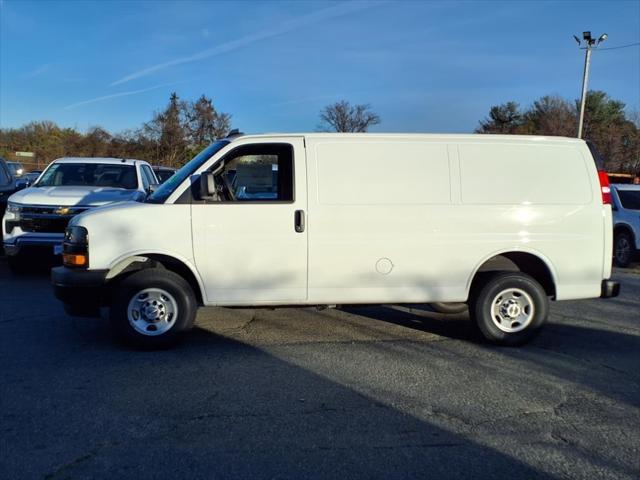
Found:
<box><xmin>574</xmin><ymin>31</ymin><xmax>608</xmax><ymax>138</ymax></box>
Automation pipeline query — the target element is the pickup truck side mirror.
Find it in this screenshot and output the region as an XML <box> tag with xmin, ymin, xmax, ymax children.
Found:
<box><xmin>146</xmin><ymin>183</ymin><xmax>159</xmax><ymax>195</ymax></box>
<box><xmin>15</xmin><ymin>179</ymin><xmax>30</xmax><ymax>190</ymax></box>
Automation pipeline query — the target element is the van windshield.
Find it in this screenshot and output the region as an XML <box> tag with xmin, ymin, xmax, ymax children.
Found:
<box><xmin>146</xmin><ymin>140</ymin><xmax>229</xmax><ymax>204</ymax></box>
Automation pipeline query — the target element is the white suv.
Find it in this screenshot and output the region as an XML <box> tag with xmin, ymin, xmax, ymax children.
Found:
<box><xmin>611</xmin><ymin>184</ymin><xmax>640</xmax><ymax>267</ymax></box>
<box><xmin>3</xmin><ymin>157</ymin><xmax>158</xmax><ymax>271</ymax></box>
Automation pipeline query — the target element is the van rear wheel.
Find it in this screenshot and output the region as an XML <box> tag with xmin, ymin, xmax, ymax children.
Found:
<box><xmin>110</xmin><ymin>268</ymin><xmax>197</xmax><ymax>349</ymax></box>
<box><xmin>470</xmin><ymin>272</ymin><xmax>548</xmax><ymax>346</ymax></box>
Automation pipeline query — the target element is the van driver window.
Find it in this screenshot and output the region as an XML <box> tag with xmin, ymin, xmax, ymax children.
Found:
<box><xmin>214</xmin><ymin>144</ymin><xmax>294</xmax><ymax>202</ymax></box>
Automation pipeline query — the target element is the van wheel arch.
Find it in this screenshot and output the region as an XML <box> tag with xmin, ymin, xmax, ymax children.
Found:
<box><xmin>105</xmin><ymin>254</ymin><xmax>204</xmax><ymax>306</ymax></box>
<box><xmin>468</xmin><ymin>252</ymin><xmax>556</xmax><ymax>301</ymax></box>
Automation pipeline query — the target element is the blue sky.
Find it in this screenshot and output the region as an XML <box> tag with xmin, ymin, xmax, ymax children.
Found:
<box><xmin>1</xmin><ymin>0</ymin><xmax>638</xmax><ymax>134</ymax></box>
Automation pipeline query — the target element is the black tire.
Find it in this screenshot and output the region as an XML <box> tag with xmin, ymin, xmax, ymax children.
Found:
<box><xmin>7</xmin><ymin>254</ymin><xmax>31</xmax><ymax>274</ymax></box>
<box><xmin>63</xmin><ymin>302</ymin><xmax>101</xmax><ymax>318</ymax></box>
<box><xmin>428</xmin><ymin>302</ymin><xmax>468</xmax><ymax>314</ymax></box>
<box><xmin>469</xmin><ymin>272</ymin><xmax>548</xmax><ymax>346</ymax></box>
<box><xmin>109</xmin><ymin>268</ymin><xmax>197</xmax><ymax>349</ymax></box>
<box><xmin>614</xmin><ymin>231</ymin><xmax>634</xmax><ymax>268</ymax></box>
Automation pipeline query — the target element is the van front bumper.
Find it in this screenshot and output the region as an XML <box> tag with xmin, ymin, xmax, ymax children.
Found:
<box><xmin>52</xmin><ymin>266</ymin><xmax>108</xmax><ymax>317</ymax></box>
<box><xmin>600</xmin><ymin>279</ymin><xmax>620</xmax><ymax>298</ymax></box>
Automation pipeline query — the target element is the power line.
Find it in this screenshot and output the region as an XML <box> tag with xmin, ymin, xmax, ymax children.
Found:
<box><xmin>599</xmin><ymin>42</ymin><xmax>640</xmax><ymax>51</ymax></box>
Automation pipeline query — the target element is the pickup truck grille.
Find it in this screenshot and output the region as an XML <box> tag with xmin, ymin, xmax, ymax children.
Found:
<box><xmin>19</xmin><ymin>206</ymin><xmax>88</xmax><ymax>234</ymax></box>
<box><xmin>20</xmin><ymin>217</ymin><xmax>71</xmax><ymax>233</ymax></box>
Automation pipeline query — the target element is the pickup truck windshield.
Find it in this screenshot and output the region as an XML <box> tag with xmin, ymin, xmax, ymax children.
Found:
<box><xmin>36</xmin><ymin>163</ymin><xmax>138</xmax><ymax>189</ymax></box>
<box><xmin>147</xmin><ymin>140</ymin><xmax>229</xmax><ymax>204</ymax></box>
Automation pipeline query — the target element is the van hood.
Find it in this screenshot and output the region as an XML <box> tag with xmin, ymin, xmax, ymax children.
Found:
<box><xmin>8</xmin><ymin>186</ymin><xmax>141</xmax><ymax>207</ymax></box>
<box><xmin>68</xmin><ymin>199</ymin><xmax>152</xmax><ymax>229</ymax></box>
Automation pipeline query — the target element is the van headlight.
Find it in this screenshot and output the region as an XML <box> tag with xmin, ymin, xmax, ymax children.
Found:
<box><xmin>62</xmin><ymin>226</ymin><xmax>89</xmax><ymax>268</ymax></box>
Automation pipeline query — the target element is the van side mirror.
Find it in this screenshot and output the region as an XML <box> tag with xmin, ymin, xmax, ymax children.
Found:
<box><xmin>199</xmin><ymin>172</ymin><xmax>218</xmax><ymax>201</ymax></box>
<box><xmin>146</xmin><ymin>183</ymin><xmax>159</xmax><ymax>195</ymax></box>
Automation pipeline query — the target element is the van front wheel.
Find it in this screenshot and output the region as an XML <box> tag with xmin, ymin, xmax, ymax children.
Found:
<box><xmin>470</xmin><ymin>272</ymin><xmax>548</xmax><ymax>346</ymax></box>
<box><xmin>110</xmin><ymin>268</ymin><xmax>197</xmax><ymax>349</ymax></box>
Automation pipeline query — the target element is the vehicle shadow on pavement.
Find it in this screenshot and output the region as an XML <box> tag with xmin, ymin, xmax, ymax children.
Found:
<box><xmin>340</xmin><ymin>305</ymin><xmax>477</xmax><ymax>342</ymax></box>
<box><xmin>343</xmin><ymin>305</ymin><xmax>640</xmax><ymax>410</ymax></box>
<box><xmin>1</xmin><ymin>318</ymin><xmax>554</xmax><ymax>480</ymax></box>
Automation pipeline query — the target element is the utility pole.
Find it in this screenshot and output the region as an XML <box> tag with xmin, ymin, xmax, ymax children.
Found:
<box><xmin>574</xmin><ymin>31</ymin><xmax>608</xmax><ymax>138</ymax></box>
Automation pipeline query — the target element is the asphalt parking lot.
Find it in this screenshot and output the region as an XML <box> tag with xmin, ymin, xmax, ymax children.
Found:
<box><xmin>1</xmin><ymin>259</ymin><xmax>639</xmax><ymax>480</ymax></box>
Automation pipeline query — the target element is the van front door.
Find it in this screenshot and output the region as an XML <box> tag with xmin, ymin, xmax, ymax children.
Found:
<box><xmin>191</xmin><ymin>139</ymin><xmax>308</xmax><ymax>305</ymax></box>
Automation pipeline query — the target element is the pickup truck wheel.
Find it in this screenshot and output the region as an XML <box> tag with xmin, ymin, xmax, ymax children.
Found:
<box><xmin>110</xmin><ymin>268</ymin><xmax>197</xmax><ymax>349</ymax></box>
<box><xmin>614</xmin><ymin>231</ymin><xmax>634</xmax><ymax>267</ymax></box>
<box><xmin>428</xmin><ymin>302</ymin><xmax>468</xmax><ymax>314</ymax></box>
<box><xmin>470</xmin><ymin>272</ymin><xmax>548</xmax><ymax>346</ymax></box>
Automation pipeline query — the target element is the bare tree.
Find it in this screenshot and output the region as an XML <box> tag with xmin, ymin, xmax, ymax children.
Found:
<box><xmin>522</xmin><ymin>95</ymin><xmax>575</xmax><ymax>137</ymax></box>
<box><xmin>186</xmin><ymin>95</ymin><xmax>231</xmax><ymax>148</ymax></box>
<box><xmin>144</xmin><ymin>92</ymin><xmax>189</xmax><ymax>167</ymax></box>
<box><xmin>319</xmin><ymin>100</ymin><xmax>380</xmax><ymax>132</ymax></box>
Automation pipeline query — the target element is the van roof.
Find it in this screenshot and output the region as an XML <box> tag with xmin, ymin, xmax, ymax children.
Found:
<box><xmin>227</xmin><ymin>133</ymin><xmax>585</xmax><ymax>145</ymax></box>
<box><xmin>53</xmin><ymin>157</ymin><xmax>148</xmax><ymax>166</ymax></box>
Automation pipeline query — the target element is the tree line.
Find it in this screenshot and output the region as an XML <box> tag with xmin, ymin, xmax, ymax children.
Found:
<box><xmin>0</xmin><ymin>90</ymin><xmax>637</xmax><ymax>174</ymax></box>
<box><xmin>476</xmin><ymin>91</ymin><xmax>639</xmax><ymax>174</ymax></box>
<box><xmin>0</xmin><ymin>93</ymin><xmax>231</xmax><ymax>170</ymax></box>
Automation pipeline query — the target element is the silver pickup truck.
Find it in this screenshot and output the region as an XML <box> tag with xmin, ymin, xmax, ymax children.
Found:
<box><xmin>2</xmin><ymin>157</ymin><xmax>158</xmax><ymax>272</ymax></box>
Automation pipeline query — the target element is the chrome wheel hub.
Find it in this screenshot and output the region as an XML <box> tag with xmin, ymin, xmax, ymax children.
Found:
<box><xmin>127</xmin><ymin>288</ymin><xmax>178</xmax><ymax>336</ymax></box>
<box><xmin>490</xmin><ymin>288</ymin><xmax>535</xmax><ymax>333</ymax></box>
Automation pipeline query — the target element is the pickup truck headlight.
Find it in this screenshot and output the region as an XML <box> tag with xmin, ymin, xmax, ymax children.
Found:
<box><xmin>5</xmin><ymin>202</ymin><xmax>22</xmax><ymax>219</ymax></box>
<box><xmin>62</xmin><ymin>226</ymin><xmax>89</xmax><ymax>268</ymax></box>
<box><xmin>4</xmin><ymin>202</ymin><xmax>21</xmax><ymax>234</ymax></box>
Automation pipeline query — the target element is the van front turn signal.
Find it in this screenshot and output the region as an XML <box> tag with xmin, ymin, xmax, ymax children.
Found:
<box><xmin>63</xmin><ymin>253</ymin><xmax>88</xmax><ymax>267</ymax></box>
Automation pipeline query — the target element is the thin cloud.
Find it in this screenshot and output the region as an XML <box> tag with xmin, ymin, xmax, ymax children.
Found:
<box><xmin>64</xmin><ymin>82</ymin><xmax>182</xmax><ymax>110</ymax></box>
<box><xmin>24</xmin><ymin>63</ymin><xmax>50</xmax><ymax>78</ymax></box>
<box><xmin>110</xmin><ymin>1</ymin><xmax>385</xmax><ymax>87</ymax></box>
<box><xmin>271</xmin><ymin>94</ymin><xmax>352</xmax><ymax>107</ymax></box>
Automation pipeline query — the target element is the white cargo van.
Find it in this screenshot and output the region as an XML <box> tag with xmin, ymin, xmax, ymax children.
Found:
<box><xmin>51</xmin><ymin>133</ymin><xmax>619</xmax><ymax>348</ymax></box>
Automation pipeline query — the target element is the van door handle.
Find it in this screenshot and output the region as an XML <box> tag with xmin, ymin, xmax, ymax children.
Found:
<box><xmin>294</xmin><ymin>210</ymin><xmax>305</xmax><ymax>233</ymax></box>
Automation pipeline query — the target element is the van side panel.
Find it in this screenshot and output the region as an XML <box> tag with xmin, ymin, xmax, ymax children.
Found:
<box><xmin>306</xmin><ymin>138</ymin><xmax>604</xmax><ymax>304</ymax></box>
<box><xmin>316</xmin><ymin>142</ymin><xmax>451</xmax><ymax>205</ymax></box>
<box><xmin>307</xmin><ymin>139</ymin><xmax>467</xmax><ymax>304</ymax></box>
<box><xmin>459</xmin><ymin>144</ymin><xmax>592</xmax><ymax>205</ymax></box>
<box><xmin>459</xmin><ymin>142</ymin><xmax>603</xmax><ymax>300</ymax></box>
